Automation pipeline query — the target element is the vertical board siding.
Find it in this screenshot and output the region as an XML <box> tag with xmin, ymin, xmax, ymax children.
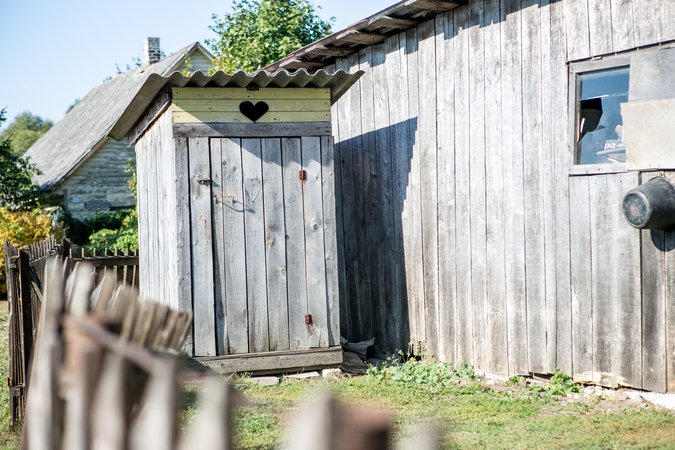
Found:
<box><xmin>501</xmin><ymin>0</ymin><xmax>528</xmax><ymax>375</ymax></box>
<box><xmin>321</xmin><ymin>136</ymin><xmax>342</xmax><ymax>347</ymax></box>
<box><xmin>483</xmin><ymin>0</ymin><xmax>507</xmax><ymax>374</ymax></box>
<box><xmin>220</xmin><ymin>138</ymin><xmax>249</xmax><ymax>355</ymax></box>
<box><xmin>262</xmin><ymin>139</ymin><xmax>290</xmax><ymax>352</ymax></box>
<box><xmin>329</xmin><ymin>0</ymin><xmax>674</xmax><ymax>391</ymax></box>
<box><xmin>210</xmin><ymin>139</ymin><xmax>227</xmax><ymax>355</ymax></box>
<box><xmin>282</xmin><ymin>138</ymin><xmax>310</xmax><ymax>350</ymax></box>
<box><xmin>385</xmin><ymin>34</ymin><xmax>413</xmax><ymax>353</ymax></box>
<box><xmin>522</xmin><ymin>0</ymin><xmax>547</xmax><ymax>374</ymax></box>
<box><xmin>453</xmin><ymin>6</ymin><xmax>473</xmax><ymax>366</ymax></box>
<box><xmin>434</xmin><ymin>12</ymin><xmax>457</xmax><ymax>364</ymax></box>
<box><xmin>302</xmin><ymin>137</ymin><xmax>330</xmax><ymax>348</ymax></box>
<box><xmin>241</xmin><ymin>139</ymin><xmax>269</xmax><ymax>353</ymax></box>
<box><xmin>468</xmin><ymin>0</ymin><xmax>488</xmax><ymax>370</ymax></box>
<box><xmin>405</xmin><ymin>27</ymin><xmax>426</xmax><ymax>346</ymax></box>
<box><xmin>550</xmin><ymin>0</ymin><xmax>573</xmax><ymax>376</ymax></box>
<box><xmin>188</xmin><ymin>138</ymin><xmax>217</xmax><ymax>357</ymax></box>
<box><xmin>569</xmin><ymin>176</ymin><xmax>593</xmax><ymax>380</ymax></box>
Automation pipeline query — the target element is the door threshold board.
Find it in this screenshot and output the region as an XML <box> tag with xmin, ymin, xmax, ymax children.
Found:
<box><xmin>186</xmin><ymin>346</ymin><xmax>343</xmax><ymax>376</ymax></box>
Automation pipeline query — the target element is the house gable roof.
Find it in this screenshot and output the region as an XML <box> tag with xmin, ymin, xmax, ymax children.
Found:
<box><xmin>264</xmin><ymin>0</ymin><xmax>466</xmax><ymax>72</ymax></box>
<box><xmin>24</xmin><ymin>43</ymin><xmax>213</xmax><ymax>191</ymax></box>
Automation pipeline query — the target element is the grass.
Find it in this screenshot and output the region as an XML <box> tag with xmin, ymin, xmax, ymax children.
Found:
<box><xmin>2</xmin><ymin>298</ymin><xmax>675</xmax><ymax>449</ymax></box>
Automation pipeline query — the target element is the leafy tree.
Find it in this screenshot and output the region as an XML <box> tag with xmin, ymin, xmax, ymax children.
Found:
<box><xmin>0</xmin><ymin>111</ymin><xmax>53</xmax><ymax>155</ymax></box>
<box><xmin>207</xmin><ymin>0</ymin><xmax>334</xmax><ymax>73</ymax></box>
<box><xmin>0</xmin><ymin>108</ymin><xmax>42</xmax><ymax>210</ymax></box>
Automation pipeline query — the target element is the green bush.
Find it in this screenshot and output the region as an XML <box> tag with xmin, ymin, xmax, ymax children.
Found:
<box><xmin>367</xmin><ymin>357</ymin><xmax>478</xmax><ymax>388</ymax></box>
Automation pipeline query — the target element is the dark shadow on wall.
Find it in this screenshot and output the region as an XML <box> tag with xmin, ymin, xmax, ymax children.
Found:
<box><xmin>334</xmin><ymin>118</ymin><xmax>418</xmax><ymax>353</ymax></box>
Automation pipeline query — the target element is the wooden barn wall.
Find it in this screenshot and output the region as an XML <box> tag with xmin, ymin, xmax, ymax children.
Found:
<box><xmin>59</xmin><ymin>138</ymin><xmax>136</xmax><ymax>220</ymax></box>
<box><xmin>330</xmin><ymin>0</ymin><xmax>675</xmax><ymax>390</ymax></box>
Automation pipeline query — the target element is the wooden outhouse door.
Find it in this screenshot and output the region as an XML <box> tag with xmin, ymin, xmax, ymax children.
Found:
<box><xmin>190</xmin><ymin>135</ymin><xmax>337</xmax><ymax>357</ymax></box>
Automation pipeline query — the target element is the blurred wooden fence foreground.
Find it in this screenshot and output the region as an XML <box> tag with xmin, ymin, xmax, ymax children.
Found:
<box><xmin>23</xmin><ymin>258</ymin><xmax>436</xmax><ymax>450</ymax></box>
<box><xmin>3</xmin><ymin>236</ymin><xmax>139</xmax><ymax>424</ymax></box>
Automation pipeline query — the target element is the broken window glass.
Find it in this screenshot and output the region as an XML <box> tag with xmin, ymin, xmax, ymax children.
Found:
<box><xmin>577</xmin><ymin>66</ymin><xmax>630</xmax><ymax>165</ymax></box>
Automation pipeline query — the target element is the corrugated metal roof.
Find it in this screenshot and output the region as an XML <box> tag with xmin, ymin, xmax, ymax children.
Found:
<box><xmin>24</xmin><ymin>43</ymin><xmax>213</xmax><ymax>190</ymax></box>
<box><xmin>109</xmin><ymin>68</ymin><xmax>364</xmax><ymax>140</ymax></box>
<box><xmin>264</xmin><ymin>0</ymin><xmax>466</xmax><ymax>71</ymax></box>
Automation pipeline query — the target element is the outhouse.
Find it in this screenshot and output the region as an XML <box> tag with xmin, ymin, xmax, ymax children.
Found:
<box><xmin>110</xmin><ymin>69</ymin><xmax>363</xmax><ymax>373</ymax></box>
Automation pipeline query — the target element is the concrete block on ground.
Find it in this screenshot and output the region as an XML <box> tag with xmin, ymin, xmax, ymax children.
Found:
<box><xmin>322</xmin><ymin>368</ymin><xmax>342</xmax><ymax>379</ymax></box>
<box><xmin>285</xmin><ymin>371</ymin><xmax>321</xmax><ymax>379</ymax></box>
<box><xmin>248</xmin><ymin>376</ymin><xmax>280</xmax><ymax>386</ymax></box>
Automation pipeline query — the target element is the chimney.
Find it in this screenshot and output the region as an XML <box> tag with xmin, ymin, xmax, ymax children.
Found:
<box><xmin>143</xmin><ymin>37</ymin><xmax>161</xmax><ymax>66</ymax></box>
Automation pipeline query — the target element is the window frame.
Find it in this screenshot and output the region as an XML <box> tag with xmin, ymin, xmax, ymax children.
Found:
<box><xmin>568</xmin><ymin>54</ymin><xmax>632</xmax><ymax>175</ymax></box>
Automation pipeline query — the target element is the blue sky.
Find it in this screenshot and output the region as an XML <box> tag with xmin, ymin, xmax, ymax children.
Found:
<box><xmin>0</xmin><ymin>0</ymin><xmax>394</xmax><ymax>125</ymax></box>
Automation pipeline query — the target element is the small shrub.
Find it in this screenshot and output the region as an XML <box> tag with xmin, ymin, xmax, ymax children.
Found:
<box><xmin>0</xmin><ymin>207</ymin><xmax>60</xmax><ymax>297</ymax></box>
<box><xmin>367</xmin><ymin>357</ymin><xmax>478</xmax><ymax>388</ymax></box>
<box><xmin>528</xmin><ymin>369</ymin><xmax>581</xmax><ymax>397</ymax></box>
<box><xmin>87</xmin><ymin>209</ymin><xmax>138</xmax><ymax>253</ymax></box>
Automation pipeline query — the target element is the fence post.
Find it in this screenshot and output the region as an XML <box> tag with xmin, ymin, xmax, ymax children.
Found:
<box><xmin>19</xmin><ymin>249</ymin><xmax>34</xmax><ymax>390</ymax></box>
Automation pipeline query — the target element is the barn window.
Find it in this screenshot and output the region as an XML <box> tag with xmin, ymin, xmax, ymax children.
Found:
<box><xmin>575</xmin><ymin>65</ymin><xmax>630</xmax><ymax>165</ymax></box>
<box><xmin>569</xmin><ymin>56</ymin><xmax>632</xmax><ymax>172</ymax></box>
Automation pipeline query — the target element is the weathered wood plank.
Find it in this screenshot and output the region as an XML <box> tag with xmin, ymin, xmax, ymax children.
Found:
<box><xmin>641</xmin><ymin>174</ymin><xmax>666</xmax><ymax>392</ymax></box>
<box><xmin>501</xmin><ymin>0</ymin><xmax>528</xmax><ymax>375</ymax></box>
<box><xmin>173</xmin><ymin>110</ymin><xmax>331</xmax><ymax>125</ymax></box>
<box><xmin>173</xmin><ymin>99</ymin><xmax>330</xmax><ymax>113</ymax></box>
<box><xmin>174</xmin><ymin>138</ymin><xmax>194</xmax><ymax>354</ymax></box>
<box><xmin>550</xmin><ymin>0</ymin><xmax>573</xmax><ymax>375</ymax></box>
<box><xmin>664</xmin><ymin>172</ymin><xmax>675</xmax><ymax>392</ymax></box>
<box><xmin>434</xmin><ymin>11</ymin><xmax>457</xmax><ymax>364</ymax></box>
<box><xmin>320</xmin><ymin>136</ymin><xmax>341</xmax><ymax>348</ymax></box>
<box><xmin>302</xmin><ymin>137</ymin><xmax>329</xmax><ymax>348</ymax></box>
<box><xmin>210</xmin><ymin>139</ymin><xmax>227</xmax><ymax>355</ymax></box>
<box><xmin>385</xmin><ymin>33</ymin><xmax>412</xmax><ymax>354</ymax></box>
<box><xmin>522</xmin><ymin>0</ymin><xmax>546</xmax><ymax>374</ymax></box>
<box><xmin>418</xmin><ymin>17</ymin><xmax>440</xmax><ymax>360</ymax></box>
<box><xmin>405</xmin><ymin>26</ymin><xmax>426</xmax><ymax>346</ymax></box>
<box><xmin>632</xmin><ymin>0</ymin><xmax>661</xmax><ymax>48</ymax></box>
<box><xmin>469</xmin><ymin>0</ymin><xmax>487</xmax><ymax>370</ymax></box>
<box><xmin>189</xmin><ymin>346</ymin><xmax>342</xmax><ymax>376</ymax></box>
<box><xmin>358</xmin><ymin>47</ymin><xmax>384</xmax><ymax>349</ymax></box>
<box><xmin>587</xmin><ymin>0</ymin><xmax>613</xmax><ymax>56</ymax></box>
<box><xmin>172</xmin><ymin>122</ymin><xmax>332</xmax><ymax>139</ymax></box>
<box><xmin>660</xmin><ymin>1</ymin><xmax>675</xmax><ymax>43</ymax></box>
<box><xmin>241</xmin><ymin>138</ymin><xmax>269</xmax><ymax>353</ymax></box>
<box><xmin>453</xmin><ymin>5</ymin><xmax>473</xmax><ymax>366</ymax></box>
<box><xmin>261</xmin><ymin>138</ymin><xmax>290</xmax><ymax>352</ymax></box>
<box><xmin>483</xmin><ymin>0</ymin><xmax>506</xmax><ymax>374</ymax></box>
<box><xmin>565</xmin><ymin>0</ymin><xmax>591</xmax><ymax>61</ymax></box>
<box><xmin>570</xmin><ymin>176</ymin><xmax>593</xmax><ymax>381</ymax></box>
<box><xmin>333</xmin><ymin>57</ymin><xmax>352</xmax><ymax>342</ymax></box>
<box><xmin>188</xmin><ymin>137</ymin><xmax>216</xmax><ymax>357</ymax></box>
<box><xmin>173</xmin><ymin>87</ymin><xmax>331</xmax><ymax>100</ymax></box>
<box><xmin>610</xmin><ymin>0</ymin><xmax>635</xmax><ymax>53</ymax></box>
<box><xmin>372</xmin><ymin>43</ymin><xmax>399</xmax><ymax>351</ymax></box>
<box><xmin>589</xmin><ymin>175</ymin><xmax>616</xmax><ymax>385</ymax></box>
<box><xmin>347</xmin><ymin>51</ymin><xmax>372</xmax><ymax>342</ymax></box>
<box><xmin>220</xmin><ymin>138</ymin><xmax>249</xmax><ymax>354</ymax></box>
<box><xmin>282</xmin><ymin>138</ymin><xmax>309</xmax><ymax>350</ymax></box>
<box><xmin>613</xmin><ymin>172</ymin><xmax>641</xmax><ymax>389</ymax></box>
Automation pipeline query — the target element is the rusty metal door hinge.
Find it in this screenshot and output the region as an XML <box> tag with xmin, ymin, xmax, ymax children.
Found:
<box><xmin>299</xmin><ymin>170</ymin><xmax>307</xmax><ymax>181</ymax></box>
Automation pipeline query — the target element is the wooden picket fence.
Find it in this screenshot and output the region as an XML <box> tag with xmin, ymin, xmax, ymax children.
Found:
<box><xmin>24</xmin><ymin>258</ymin><xmax>436</xmax><ymax>450</ymax></box>
<box><xmin>3</xmin><ymin>236</ymin><xmax>139</xmax><ymax>425</ymax></box>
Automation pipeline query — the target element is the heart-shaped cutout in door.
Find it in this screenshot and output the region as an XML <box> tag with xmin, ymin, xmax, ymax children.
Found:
<box><xmin>239</xmin><ymin>101</ymin><xmax>269</xmax><ymax>122</ymax></box>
